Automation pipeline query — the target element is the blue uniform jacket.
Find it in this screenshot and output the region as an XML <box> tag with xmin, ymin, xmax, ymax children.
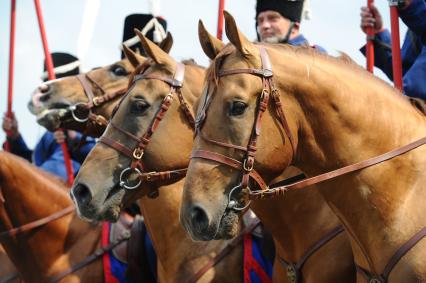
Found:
<box><xmin>361</xmin><ymin>0</ymin><xmax>426</xmax><ymax>99</ymax></box>
<box><xmin>288</xmin><ymin>34</ymin><xmax>327</xmax><ymax>53</ymax></box>
<box><xmin>5</xmin><ymin>131</ymin><xmax>95</xmax><ymax>181</ymax></box>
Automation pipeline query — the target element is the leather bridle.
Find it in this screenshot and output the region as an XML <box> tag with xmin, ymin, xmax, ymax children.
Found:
<box><xmin>191</xmin><ymin>47</ymin><xmax>426</xmax><ymax>211</ymax></box>
<box><xmin>190</xmin><ymin>46</ymin><xmax>426</xmax><ymax>282</ymax></box>
<box><xmin>98</xmin><ymin>62</ymin><xmax>195</xmax><ymax>194</ymax></box>
<box><xmin>64</xmin><ymin>73</ymin><xmax>128</xmax><ymax>135</ymax></box>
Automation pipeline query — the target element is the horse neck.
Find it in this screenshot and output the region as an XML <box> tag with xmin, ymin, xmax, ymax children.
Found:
<box><xmin>0</xmin><ymin>152</ymin><xmax>79</xmax><ymax>280</ymax></box>
<box><xmin>275</xmin><ymin>50</ymin><xmax>426</xmax><ymax>268</ymax></box>
<box><xmin>139</xmin><ymin>179</ymin><xmax>232</xmax><ymax>281</ymax></box>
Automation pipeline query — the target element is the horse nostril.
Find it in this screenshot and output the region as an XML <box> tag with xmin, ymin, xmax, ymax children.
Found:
<box><xmin>73</xmin><ymin>183</ymin><xmax>93</xmax><ymax>206</ymax></box>
<box><xmin>189</xmin><ymin>205</ymin><xmax>209</xmax><ymax>232</ymax></box>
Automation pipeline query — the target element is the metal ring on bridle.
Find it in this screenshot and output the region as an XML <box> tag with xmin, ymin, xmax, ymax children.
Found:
<box><xmin>119</xmin><ymin>167</ymin><xmax>142</xmax><ymax>190</ymax></box>
<box><xmin>70</xmin><ymin>102</ymin><xmax>90</xmax><ymax>123</ymax></box>
<box><xmin>227</xmin><ymin>184</ymin><xmax>252</xmax><ymax>211</ymax></box>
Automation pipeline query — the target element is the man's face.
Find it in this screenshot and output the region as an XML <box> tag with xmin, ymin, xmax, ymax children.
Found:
<box><xmin>257</xmin><ymin>10</ymin><xmax>292</xmax><ymax>43</ymax></box>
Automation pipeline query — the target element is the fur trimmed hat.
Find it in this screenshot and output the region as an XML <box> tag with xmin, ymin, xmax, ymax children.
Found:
<box><xmin>121</xmin><ymin>14</ymin><xmax>167</xmax><ymax>58</ymax></box>
<box><xmin>41</xmin><ymin>52</ymin><xmax>80</xmax><ymax>82</ymax></box>
<box><xmin>256</xmin><ymin>0</ymin><xmax>305</xmax><ymax>23</ymax></box>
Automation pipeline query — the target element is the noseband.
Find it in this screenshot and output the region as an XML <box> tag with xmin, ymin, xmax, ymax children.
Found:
<box><xmin>192</xmin><ymin>47</ymin><xmax>296</xmax><ymax>211</ymax></box>
<box><xmin>65</xmin><ymin>73</ymin><xmax>127</xmax><ymax>133</ymax></box>
<box><xmin>98</xmin><ymin>62</ymin><xmax>195</xmax><ymax>195</ymax></box>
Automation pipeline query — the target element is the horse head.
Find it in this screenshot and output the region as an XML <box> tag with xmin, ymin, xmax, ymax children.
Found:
<box><xmin>71</xmin><ymin>31</ymin><xmax>205</xmax><ymax>222</ymax></box>
<box><xmin>28</xmin><ymin>33</ymin><xmax>173</xmax><ymax>137</ymax></box>
<box><xmin>181</xmin><ymin>12</ymin><xmax>298</xmax><ymax>241</ymax></box>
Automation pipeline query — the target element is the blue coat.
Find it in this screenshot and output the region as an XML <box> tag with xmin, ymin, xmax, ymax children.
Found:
<box><xmin>361</xmin><ymin>0</ymin><xmax>426</xmax><ymax>99</ymax></box>
<box><xmin>289</xmin><ymin>34</ymin><xmax>327</xmax><ymax>53</ymax></box>
<box><xmin>5</xmin><ymin>132</ymin><xmax>95</xmax><ymax>181</ymax></box>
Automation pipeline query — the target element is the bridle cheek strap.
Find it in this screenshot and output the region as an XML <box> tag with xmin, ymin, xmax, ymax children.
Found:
<box><xmin>191</xmin><ymin>150</ymin><xmax>268</xmax><ymax>191</ymax></box>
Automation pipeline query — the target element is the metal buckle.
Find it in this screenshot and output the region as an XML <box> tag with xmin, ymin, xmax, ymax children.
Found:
<box><xmin>286</xmin><ymin>264</ymin><xmax>298</xmax><ymax>283</ymax></box>
<box><xmin>133</xmin><ymin>148</ymin><xmax>144</xmax><ymax>160</ymax></box>
<box><xmin>262</xmin><ymin>69</ymin><xmax>273</xmax><ymax>78</ymax></box>
<box><xmin>145</xmin><ymin>171</ymin><xmax>157</xmax><ymax>181</ymax></box>
<box><xmin>119</xmin><ymin>167</ymin><xmax>142</xmax><ymax>190</ymax></box>
<box><xmin>243</xmin><ymin>158</ymin><xmax>254</xmax><ymax>172</ymax></box>
<box><xmin>92</xmin><ymin>97</ymin><xmax>101</xmax><ymax>106</ymax></box>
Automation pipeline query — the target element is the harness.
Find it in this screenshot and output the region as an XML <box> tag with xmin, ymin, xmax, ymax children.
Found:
<box><xmin>65</xmin><ymin>73</ymin><xmax>128</xmax><ymax>137</ymax></box>
<box><xmin>192</xmin><ymin>47</ymin><xmax>426</xmax><ymax>283</ymax></box>
<box><xmin>98</xmin><ymin>62</ymin><xmax>193</xmax><ymax>195</ymax></box>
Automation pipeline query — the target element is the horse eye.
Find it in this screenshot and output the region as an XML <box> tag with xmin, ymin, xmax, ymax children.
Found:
<box><xmin>111</xmin><ymin>65</ymin><xmax>128</xmax><ymax>76</ymax></box>
<box><xmin>230</xmin><ymin>101</ymin><xmax>248</xmax><ymax>116</ymax></box>
<box><xmin>130</xmin><ymin>100</ymin><xmax>150</xmax><ymax>114</ymax></box>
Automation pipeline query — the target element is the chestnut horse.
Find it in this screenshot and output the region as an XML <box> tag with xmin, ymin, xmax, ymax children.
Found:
<box><xmin>0</xmin><ymin>151</ymin><xmax>104</xmax><ymax>282</ymax></box>
<box><xmin>181</xmin><ymin>12</ymin><xmax>426</xmax><ymax>283</ymax></box>
<box><xmin>32</xmin><ymin>33</ymin><xmax>245</xmax><ymax>282</ymax></box>
<box><xmin>70</xmin><ymin>29</ymin><xmax>355</xmax><ymax>282</ymax></box>
<box><xmin>28</xmin><ymin>33</ymin><xmax>173</xmax><ymax>137</ymax></box>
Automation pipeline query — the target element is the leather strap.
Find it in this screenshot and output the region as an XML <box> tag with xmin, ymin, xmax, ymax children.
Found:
<box><xmin>45</xmin><ymin>226</ymin><xmax>131</xmax><ymax>283</ymax></box>
<box><xmin>279</xmin><ymin>225</ymin><xmax>344</xmax><ymax>283</ymax></box>
<box><xmin>356</xmin><ymin>226</ymin><xmax>426</xmax><ymax>283</ymax></box>
<box><xmin>248</xmin><ymin>136</ymin><xmax>426</xmax><ymax>200</ymax></box>
<box><xmin>0</xmin><ymin>206</ymin><xmax>74</xmax><ymax>240</ymax></box>
<box><xmin>191</xmin><ymin>150</ymin><xmax>268</xmax><ymax>190</ymax></box>
<box><xmin>186</xmin><ymin>219</ymin><xmax>262</xmax><ymax>283</ymax></box>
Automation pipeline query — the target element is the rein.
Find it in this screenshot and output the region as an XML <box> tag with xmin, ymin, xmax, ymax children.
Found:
<box><xmin>0</xmin><ymin>206</ymin><xmax>74</xmax><ymax>241</ymax></box>
<box><xmin>98</xmin><ymin>62</ymin><xmax>194</xmax><ymax>193</ymax></box>
<box><xmin>191</xmin><ymin>47</ymin><xmax>426</xmax><ymax>282</ymax></box>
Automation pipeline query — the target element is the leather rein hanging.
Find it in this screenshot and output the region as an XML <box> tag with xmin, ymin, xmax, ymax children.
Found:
<box><xmin>98</xmin><ymin>62</ymin><xmax>194</xmax><ymax>193</ymax></box>
<box><xmin>192</xmin><ymin>47</ymin><xmax>426</xmax><ymax>207</ymax></box>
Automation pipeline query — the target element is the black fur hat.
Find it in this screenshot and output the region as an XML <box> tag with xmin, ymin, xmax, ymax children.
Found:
<box><xmin>41</xmin><ymin>52</ymin><xmax>80</xmax><ymax>82</ymax></box>
<box><xmin>256</xmin><ymin>0</ymin><xmax>305</xmax><ymax>23</ymax></box>
<box><xmin>121</xmin><ymin>14</ymin><xmax>167</xmax><ymax>58</ymax></box>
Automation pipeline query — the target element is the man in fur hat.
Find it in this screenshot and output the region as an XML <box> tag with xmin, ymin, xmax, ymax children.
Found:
<box><xmin>255</xmin><ymin>0</ymin><xmax>325</xmax><ymax>51</ymax></box>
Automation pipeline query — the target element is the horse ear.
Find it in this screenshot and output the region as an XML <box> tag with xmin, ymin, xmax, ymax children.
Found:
<box><xmin>134</xmin><ymin>28</ymin><xmax>175</xmax><ymax>66</ymax></box>
<box><xmin>122</xmin><ymin>44</ymin><xmax>147</xmax><ymax>68</ymax></box>
<box><xmin>159</xmin><ymin>32</ymin><xmax>173</xmax><ymax>54</ymax></box>
<box><xmin>224</xmin><ymin>11</ymin><xmax>257</xmax><ymax>57</ymax></box>
<box><xmin>198</xmin><ymin>20</ymin><xmax>224</xmax><ymax>60</ymax></box>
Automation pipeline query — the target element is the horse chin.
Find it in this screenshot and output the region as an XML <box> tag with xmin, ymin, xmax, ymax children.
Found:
<box><xmin>36</xmin><ymin>109</ymin><xmax>68</xmax><ymax>131</ymax></box>
<box><xmin>215</xmin><ymin>210</ymin><xmax>240</xmax><ymax>240</ymax></box>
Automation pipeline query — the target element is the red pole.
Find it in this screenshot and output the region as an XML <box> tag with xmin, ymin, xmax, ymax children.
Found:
<box><xmin>389</xmin><ymin>2</ymin><xmax>403</xmax><ymax>91</ymax></box>
<box><xmin>4</xmin><ymin>0</ymin><xmax>17</xmax><ymax>151</ymax></box>
<box><xmin>34</xmin><ymin>0</ymin><xmax>74</xmax><ymax>185</ymax></box>
<box><xmin>366</xmin><ymin>0</ymin><xmax>375</xmax><ymax>73</ymax></box>
<box><xmin>216</xmin><ymin>0</ymin><xmax>225</xmax><ymax>40</ymax></box>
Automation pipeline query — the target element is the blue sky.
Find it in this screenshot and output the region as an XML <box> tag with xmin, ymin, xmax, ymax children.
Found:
<box><xmin>0</xmin><ymin>0</ymin><xmax>406</xmax><ymax>148</ymax></box>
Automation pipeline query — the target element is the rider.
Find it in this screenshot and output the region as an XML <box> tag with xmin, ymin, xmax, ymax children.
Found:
<box><xmin>2</xmin><ymin>52</ymin><xmax>96</xmax><ymax>181</ymax></box>
<box><xmin>359</xmin><ymin>0</ymin><xmax>426</xmax><ymax>99</ymax></box>
<box><xmin>255</xmin><ymin>0</ymin><xmax>326</xmax><ymax>52</ymax></box>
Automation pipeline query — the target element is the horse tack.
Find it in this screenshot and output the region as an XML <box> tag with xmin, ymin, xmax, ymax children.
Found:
<box><xmin>190</xmin><ymin>46</ymin><xmax>426</xmax><ymax>282</ymax></box>
<box><xmin>278</xmin><ymin>225</ymin><xmax>344</xmax><ymax>283</ymax></box>
<box><xmin>67</xmin><ymin>73</ymin><xmax>127</xmax><ymax>133</ymax></box>
<box><xmin>98</xmin><ymin>62</ymin><xmax>194</xmax><ymax>193</ymax></box>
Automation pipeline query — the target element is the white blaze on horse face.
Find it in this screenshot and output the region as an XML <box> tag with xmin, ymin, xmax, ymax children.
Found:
<box><xmin>359</xmin><ymin>184</ymin><xmax>372</xmax><ymax>198</ymax></box>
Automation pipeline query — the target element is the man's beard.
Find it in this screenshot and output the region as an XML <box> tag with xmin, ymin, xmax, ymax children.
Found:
<box><xmin>261</xmin><ymin>34</ymin><xmax>287</xmax><ymax>44</ymax></box>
